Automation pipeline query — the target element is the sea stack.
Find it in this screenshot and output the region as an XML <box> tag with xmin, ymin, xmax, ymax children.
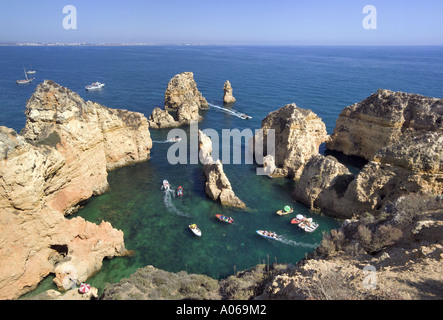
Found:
<box><xmin>250</xmin><ymin>103</ymin><xmax>328</xmax><ymax>179</ymax></box>
<box><xmin>223</xmin><ymin>80</ymin><xmax>236</xmax><ymax>104</ymax></box>
<box><xmin>149</xmin><ymin>72</ymin><xmax>208</xmax><ymax>128</ymax></box>
<box><xmin>198</xmin><ymin>130</ymin><xmax>246</xmax><ymax>209</ymax></box>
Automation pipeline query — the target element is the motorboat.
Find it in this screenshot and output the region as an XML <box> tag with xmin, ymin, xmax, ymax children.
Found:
<box><xmin>189</xmin><ymin>224</ymin><xmax>202</xmax><ymax>237</ymax></box>
<box><xmin>85</xmin><ymin>82</ymin><xmax>105</xmax><ymax>91</ymax></box>
<box><xmin>215</xmin><ymin>214</ymin><xmax>234</xmax><ymax>224</ymax></box>
<box><xmin>291</xmin><ymin>214</ymin><xmax>306</xmax><ymax>224</ymax></box>
<box><xmin>256</xmin><ymin>230</ymin><xmax>279</xmax><ymax>240</ymax></box>
<box><xmin>161</xmin><ymin>179</ymin><xmax>170</xmax><ymax>190</ymax></box>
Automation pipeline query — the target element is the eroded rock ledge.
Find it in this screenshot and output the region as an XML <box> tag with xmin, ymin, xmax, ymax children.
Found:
<box><xmin>0</xmin><ymin>80</ymin><xmax>153</xmax><ymax>299</ymax></box>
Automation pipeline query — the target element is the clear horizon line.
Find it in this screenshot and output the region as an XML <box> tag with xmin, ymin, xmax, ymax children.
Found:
<box><xmin>1</xmin><ymin>41</ymin><xmax>443</xmax><ymax>47</ymax></box>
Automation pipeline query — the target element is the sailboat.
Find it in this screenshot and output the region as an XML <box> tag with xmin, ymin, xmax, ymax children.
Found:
<box><xmin>16</xmin><ymin>68</ymin><xmax>35</xmax><ymax>84</ymax></box>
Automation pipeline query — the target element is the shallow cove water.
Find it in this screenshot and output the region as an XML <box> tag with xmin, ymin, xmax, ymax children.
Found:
<box><xmin>2</xmin><ymin>45</ymin><xmax>441</xmax><ymax>297</ymax></box>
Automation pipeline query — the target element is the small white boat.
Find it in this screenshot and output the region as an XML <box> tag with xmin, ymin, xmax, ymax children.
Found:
<box><xmin>16</xmin><ymin>68</ymin><xmax>35</xmax><ymax>84</ymax></box>
<box><xmin>161</xmin><ymin>179</ymin><xmax>170</xmax><ymax>190</ymax></box>
<box><xmin>85</xmin><ymin>82</ymin><xmax>105</xmax><ymax>91</ymax></box>
<box><xmin>189</xmin><ymin>224</ymin><xmax>202</xmax><ymax>237</ymax></box>
<box><xmin>240</xmin><ymin>114</ymin><xmax>252</xmax><ymax>120</ymax></box>
<box><xmin>256</xmin><ymin>230</ymin><xmax>279</xmax><ymax>240</ymax></box>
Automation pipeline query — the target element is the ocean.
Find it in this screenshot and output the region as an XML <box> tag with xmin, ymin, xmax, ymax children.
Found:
<box><xmin>1</xmin><ymin>45</ymin><xmax>442</xmax><ymax>296</ymax></box>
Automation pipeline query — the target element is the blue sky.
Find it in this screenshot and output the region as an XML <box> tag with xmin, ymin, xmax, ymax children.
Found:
<box><xmin>0</xmin><ymin>0</ymin><xmax>442</xmax><ymax>45</ymax></box>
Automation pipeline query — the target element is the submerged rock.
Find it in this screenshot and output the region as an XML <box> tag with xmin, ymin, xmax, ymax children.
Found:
<box><xmin>223</xmin><ymin>80</ymin><xmax>236</xmax><ymax>104</ymax></box>
<box><xmin>0</xmin><ymin>80</ymin><xmax>152</xmax><ymax>299</ymax></box>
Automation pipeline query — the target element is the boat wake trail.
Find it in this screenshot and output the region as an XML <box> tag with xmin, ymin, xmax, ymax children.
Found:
<box><xmin>163</xmin><ymin>189</ymin><xmax>190</xmax><ymax>218</ymax></box>
<box><xmin>208</xmin><ymin>103</ymin><xmax>251</xmax><ymax>119</ymax></box>
<box><xmin>277</xmin><ymin>236</ymin><xmax>318</xmax><ymax>249</ymax></box>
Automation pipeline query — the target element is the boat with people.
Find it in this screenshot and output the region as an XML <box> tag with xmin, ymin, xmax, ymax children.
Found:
<box><xmin>16</xmin><ymin>67</ymin><xmax>35</xmax><ymax>84</ymax></box>
<box><xmin>240</xmin><ymin>114</ymin><xmax>252</xmax><ymax>120</ymax></box>
<box><xmin>276</xmin><ymin>205</ymin><xmax>293</xmax><ymax>216</ymax></box>
<box><xmin>298</xmin><ymin>217</ymin><xmax>319</xmax><ymax>233</ymax></box>
<box><xmin>177</xmin><ymin>186</ymin><xmax>183</xmax><ymax>197</ymax></box>
<box><xmin>161</xmin><ymin>179</ymin><xmax>170</xmax><ymax>191</ymax></box>
<box><xmin>256</xmin><ymin>230</ymin><xmax>279</xmax><ymax>240</ymax></box>
<box><xmin>189</xmin><ymin>224</ymin><xmax>202</xmax><ymax>237</ymax></box>
<box><xmin>85</xmin><ymin>81</ymin><xmax>105</xmax><ymax>91</ymax></box>
<box><xmin>168</xmin><ymin>136</ymin><xmax>182</xmax><ymax>142</ymax></box>
<box><xmin>215</xmin><ymin>214</ymin><xmax>234</xmax><ymax>224</ymax></box>
<box><xmin>291</xmin><ymin>214</ymin><xmax>306</xmax><ymax>224</ymax></box>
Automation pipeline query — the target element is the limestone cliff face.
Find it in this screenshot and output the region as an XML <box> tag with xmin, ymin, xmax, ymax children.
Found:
<box><xmin>20</xmin><ymin>80</ymin><xmax>152</xmax><ymax>214</ymax></box>
<box><xmin>293</xmin><ymin>155</ymin><xmax>354</xmax><ymax>213</ymax></box>
<box><xmin>198</xmin><ymin>130</ymin><xmax>246</xmax><ymax>209</ymax></box>
<box><xmin>294</xmin><ymin>132</ymin><xmax>442</xmax><ymax>219</ymax></box>
<box><xmin>223</xmin><ymin>80</ymin><xmax>236</xmax><ymax>104</ymax></box>
<box><xmin>294</xmin><ymin>88</ymin><xmax>443</xmax><ymax>219</ymax></box>
<box><xmin>0</xmin><ymin>80</ymin><xmax>153</xmax><ymax>299</ymax></box>
<box><xmin>327</xmin><ymin>89</ymin><xmax>443</xmax><ymax>160</ymax></box>
<box><xmin>251</xmin><ymin>103</ymin><xmax>328</xmax><ymax>179</ymax></box>
<box><xmin>149</xmin><ymin>72</ymin><xmax>208</xmax><ymax>128</ymax></box>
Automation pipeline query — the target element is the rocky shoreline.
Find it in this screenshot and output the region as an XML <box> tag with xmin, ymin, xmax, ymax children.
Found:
<box><xmin>1</xmin><ymin>79</ymin><xmax>441</xmax><ymax>300</ymax></box>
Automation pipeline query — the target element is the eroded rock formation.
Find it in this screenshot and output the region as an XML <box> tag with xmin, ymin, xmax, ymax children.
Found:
<box><xmin>0</xmin><ymin>80</ymin><xmax>152</xmax><ymax>299</ymax></box>
<box><xmin>149</xmin><ymin>72</ymin><xmax>208</xmax><ymax>128</ymax></box>
<box><xmin>223</xmin><ymin>80</ymin><xmax>236</xmax><ymax>104</ymax></box>
<box><xmin>327</xmin><ymin>89</ymin><xmax>443</xmax><ymax>160</ymax></box>
<box><xmin>251</xmin><ymin>103</ymin><xmax>328</xmax><ymax>179</ymax></box>
<box><xmin>198</xmin><ymin>130</ymin><xmax>246</xmax><ymax>209</ymax></box>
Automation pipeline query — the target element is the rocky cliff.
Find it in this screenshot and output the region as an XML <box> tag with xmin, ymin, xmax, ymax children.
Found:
<box><xmin>0</xmin><ymin>80</ymin><xmax>152</xmax><ymax>299</ymax></box>
<box><xmin>198</xmin><ymin>130</ymin><xmax>246</xmax><ymax>209</ymax></box>
<box><xmin>327</xmin><ymin>89</ymin><xmax>443</xmax><ymax>160</ymax></box>
<box><xmin>251</xmin><ymin>103</ymin><xmax>328</xmax><ymax>179</ymax></box>
<box><xmin>149</xmin><ymin>72</ymin><xmax>208</xmax><ymax>128</ymax></box>
<box><xmin>294</xmin><ymin>90</ymin><xmax>442</xmax><ymax>219</ymax></box>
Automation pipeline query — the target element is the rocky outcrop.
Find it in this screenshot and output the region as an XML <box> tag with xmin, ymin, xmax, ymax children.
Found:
<box><xmin>101</xmin><ymin>265</ymin><xmax>221</xmax><ymax>300</ymax></box>
<box><xmin>327</xmin><ymin>89</ymin><xmax>443</xmax><ymax>160</ymax></box>
<box><xmin>198</xmin><ymin>130</ymin><xmax>246</xmax><ymax>209</ymax></box>
<box><xmin>223</xmin><ymin>80</ymin><xmax>236</xmax><ymax>104</ymax></box>
<box><xmin>293</xmin><ymin>155</ymin><xmax>354</xmax><ymax>213</ymax></box>
<box><xmin>294</xmin><ymin>131</ymin><xmax>443</xmax><ymax>219</ymax></box>
<box><xmin>149</xmin><ymin>72</ymin><xmax>208</xmax><ymax>128</ymax></box>
<box><xmin>251</xmin><ymin>103</ymin><xmax>328</xmax><ymax>179</ymax></box>
<box><xmin>147</xmin><ymin>107</ymin><xmax>180</xmax><ymax>129</ymax></box>
<box><xmin>0</xmin><ymin>80</ymin><xmax>152</xmax><ymax>299</ymax></box>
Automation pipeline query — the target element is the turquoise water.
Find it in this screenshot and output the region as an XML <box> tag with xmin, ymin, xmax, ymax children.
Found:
<box><xmin>2</xmin><ymin>46</ymin><xmax>442</xmax><ymax>296</ymax></box>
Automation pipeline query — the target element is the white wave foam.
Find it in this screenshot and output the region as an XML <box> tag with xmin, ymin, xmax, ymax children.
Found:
<box><xmin>163</xmin><ymin>188</ymin><xmax>190</xmax><ymax>217</ymax></box>
<box><xmin>208</xmin><ymin>103</ymin><xmax>251</xmax><ymax>119</ymax></box>
<box><xmin>276</xmin><ymin>236</ymin><xmax>318</xmax><ymax>249</ymax></box>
